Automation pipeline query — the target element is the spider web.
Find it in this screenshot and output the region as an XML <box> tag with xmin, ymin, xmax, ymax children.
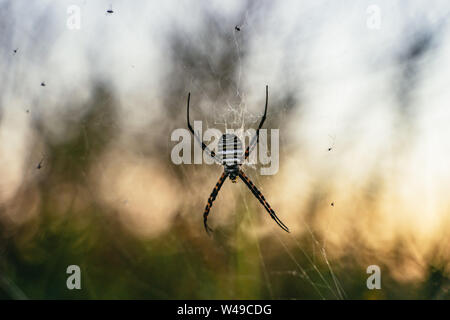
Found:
<box><xmin>184</xmin><ymin>14</ymin><xmax>346</xmax><ymax>300</ymax></box>
<box><xmin>1</xmin><ymin>1</ymin><xmax>350</xmax><ymax>299</ymax></box>
<box><xmin>241</xmin><ymin>171</ymin><xmax>346</xmax><ymax>300</ymax></box>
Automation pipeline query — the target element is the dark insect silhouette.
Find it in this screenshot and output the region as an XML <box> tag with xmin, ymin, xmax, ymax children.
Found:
<box><xmin>186</xmin><ymin>85</ymin><xmax>289</xmax><ymax>234</ymax></box>
<box><xmin>235</xmin><ymin>25</ymin><xmax>241</xmax><ymax>32</ymax></box>
<box><xmin>41</xmin><ymin>82</ymin><xmax>46</xmax><ymax>87</ymax></box>
<box><xmin>36</xmin><ymin>158</ymin><xmax>44</xmax><ymax>169</ymax></box>
<box><xmin>13</xmin><ymin>48</ymin><xmax>18</xmax><ymax>54</ymax></box>
<box><xmin>328</xmin><ymin>134</ymin><xmax>336</xmax><ymax>152</ymax></box>
<box><xmin>106</xmin><ymin>5</ymin><xmax>114</xmax><ymax>14</ymax></box>
<box><xmin>331</xmin><ymin>202</ymin><xmax>334</xmax><ymax>207</ymax></box>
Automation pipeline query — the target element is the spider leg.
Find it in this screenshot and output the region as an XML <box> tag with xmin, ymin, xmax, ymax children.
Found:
<box><xmin>238</xmin><ymin>170</ymin><xmax>289</xmax><ymax>233</ymax></box>
<box><xmin>244</xmin><ymin>85</ymin><xmax>268</xmax><ymax>160</ymax></box>
<box><xmin>203</xmin><ymin>172</ymin><xmax>229</xmax><ymax>234</ymax></box>
<box><xmin>187</xmin><ymin>92</ymin><xmax>222</xmax><ymax>164</ymax></box>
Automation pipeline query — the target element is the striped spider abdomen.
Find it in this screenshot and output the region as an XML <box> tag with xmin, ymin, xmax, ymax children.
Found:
<box><xmin>217</xmin><ymin>133</ymin><xmax>243</xmax><ymax>182</ymax></box>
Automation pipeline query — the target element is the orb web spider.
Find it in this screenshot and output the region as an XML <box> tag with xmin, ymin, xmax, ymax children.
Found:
<box><xmin>186</xmin><ymin>85</ymin><xmax>290</xmax><ymax>234</ymax></box>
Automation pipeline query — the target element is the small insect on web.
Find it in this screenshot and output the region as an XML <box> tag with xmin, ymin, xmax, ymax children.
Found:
<box><xmin>106</xmin><ymin>4</ymin><xmax>114</xmax><ymax>15</ymax></box>
<box><xmin>186</xmin><ymin>85</ymin><xmax>290</xmax><ymax>235</ymax></box>
<box><xmin>328</xmin><ymin>134</ymin><xmax>336</xmax><ymax>151</ymax></box>
<box><xmin>36</xmin><ymin>156</ymin><xmax>44</xmax><ymax>170</ymax></box>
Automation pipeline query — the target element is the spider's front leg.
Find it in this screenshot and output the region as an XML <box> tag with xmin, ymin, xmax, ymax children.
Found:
<box><xmin>203</xmin><ymin>172</ymin><xmax>229</xmax><ymax>234</ymax></box>
<box><xmin>245</xmin><ymin>85</ymin><xmax>268</xmax><ymax>160</ymax></box>
<box><xmin>186</xmin><ymin>92</ymin><xmax>221</xmax><ymax>164</ymax></box>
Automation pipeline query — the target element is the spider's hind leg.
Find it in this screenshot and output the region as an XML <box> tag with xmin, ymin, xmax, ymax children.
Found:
<box><xmin>238</xmin><ymin>170</ymin><xmax>290</xmax><ymax>233</ymax></box>
<box><xmin>203</xmin><ymin>172</ymin><xmax>229</xmax><ymax>235</ymax></box>
<box><xmin>203</xmin><ymin>215</ymin><xmax>214</xmax><ymax>235</ymax></box>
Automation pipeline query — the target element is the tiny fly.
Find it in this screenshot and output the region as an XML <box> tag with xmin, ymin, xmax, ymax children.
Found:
<box><xmin>37</xmin><ymin>158</ymin><xmax>44</xmax><ymax>169</ymax></box>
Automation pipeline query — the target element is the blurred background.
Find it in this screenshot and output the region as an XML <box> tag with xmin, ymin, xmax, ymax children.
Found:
<box><xmin>0</xmin><ymin>0</ymin><xmax>449</xmax><ymax>299</ymax></box>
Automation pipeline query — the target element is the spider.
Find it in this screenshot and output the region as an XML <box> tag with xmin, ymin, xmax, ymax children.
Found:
<box><xmin>186</xmin><ymin>85</ymin><xmax>290</xmax><ymax>234</ymax></box>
